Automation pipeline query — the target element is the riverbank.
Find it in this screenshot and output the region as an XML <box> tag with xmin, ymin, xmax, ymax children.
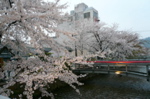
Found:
<box><xmin>2</xmin><ymin>73</ymin><xmax>150</xmax><ymax>99</ymax></box>
<box><xmin>0</xmin><ymin>73</ymin><xmax>97</xmax><ymax>99</ymax></box>
<box><xmin>53</xmin><ymin>74</ymin><xmax>150</xmax><ymax>99</ymax></box>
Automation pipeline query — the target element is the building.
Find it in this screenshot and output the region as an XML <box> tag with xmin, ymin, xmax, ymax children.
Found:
<box><xmin>70</xmin><ymin>3</ymin><xmax>99</xmax><ymax>22</ymax></box>
<box><xmin>53</xmin><ymin>3</ymin><xmax>100</xmax><ymax>57</ymax></box>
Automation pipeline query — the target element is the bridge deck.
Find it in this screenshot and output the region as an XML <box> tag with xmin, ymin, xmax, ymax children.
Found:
<box><xmin>72</xmin><ymin>60</ymin><xmax>150</xmax><ymax>81</ymax></box>
<box><xmin>87</xmin><ymin>60</ymin><xmax>150</xmax><ymax>64</ymax></box>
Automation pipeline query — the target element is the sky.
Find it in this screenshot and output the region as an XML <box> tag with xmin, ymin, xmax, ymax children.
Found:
<box><xmin>59</xmin><ymin>0</ymin><xmax>150</xmax><ymax>39</ymax></box>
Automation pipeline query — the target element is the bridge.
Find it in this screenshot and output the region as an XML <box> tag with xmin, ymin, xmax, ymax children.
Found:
<box><xmin>72</xmin><ymin>60</ymin><xmax>150</xmax><ymax>81</ymax></box>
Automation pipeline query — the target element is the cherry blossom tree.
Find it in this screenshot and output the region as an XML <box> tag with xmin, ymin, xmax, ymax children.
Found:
<box><xmin>71</xmin><ymin>20</ymin><xmax>143</xmax><ymax>60</ymax></box>
<box><xmin>66</xmin><ymin>20</ymin><xmax>104</xmax><ymax>56</ymax></box>
<box><xmin>86</xmin><ymin>24</ymin><xmax>143</xmax><ymax>60</ymax></box>
<box><xmin>0</xmin><ymin>0</ymin><xmax>86</xmax><ymax>99</ymax></box>
<box><xmin>73</xmin><ymin>20</ymin><xmax>96</xmax><ymax>56</ymax></box>
<box><xmin>0</xmin><ymin>0</ymin><xmax>145</xmax><ymax>98</ymax></box>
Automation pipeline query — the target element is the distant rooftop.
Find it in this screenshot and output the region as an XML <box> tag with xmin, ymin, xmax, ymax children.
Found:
<box><xmin>70</xmin><ymin>3</ymin><xmax>98</xmax><ymax>14</ymax></box>
<box><xmin>75</xmin><ymin>3</ymin><xmax>88</xmax><ymax>8</ymax></box>
<box><xmin>84</xmin><ymin>7</ymin><xmax>98</xmax><ymax>12</ymax></box>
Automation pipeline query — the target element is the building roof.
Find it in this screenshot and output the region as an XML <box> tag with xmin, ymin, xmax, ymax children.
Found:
<box><xmin>75</xmin><ymin>3</ymin><xmax>88</xmax><ymax>8</ymax></box>
<box><xmin>84</xmin><ymin>7</ymin><xmax>98</xmax><ymax>13</ymax></box>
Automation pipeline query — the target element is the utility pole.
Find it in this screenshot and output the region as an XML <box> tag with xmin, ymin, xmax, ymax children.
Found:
<box><xmin>75</xmin><ymin>41</ymin><xmax>77</xmax><ymax>56</ymax></box>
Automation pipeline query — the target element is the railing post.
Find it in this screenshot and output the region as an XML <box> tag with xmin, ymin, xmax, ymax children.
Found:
<box><xmin>79</xmin><ymin>64</ymin><xmax>80</xmax><ymax>69</ymax></box>
<box><xmin>126</xmin><ymin>65</ymin><xmax>128</xmax><ymax>76</ymax></box>
<box><xmin>146</xmin><ymin>65</ymin><xmax>149</xmax><ymax>81</ymax></box>
<box><xmin>92</xmin><ymin>64</ymin><xmax>95</xmax><ymax>73</ymax></box>
<box><xmin>108</xmin><ymin>65</ymin><xmax>110</xmax><ymax>74</ymax></box>
<box><xmin>92</xmin><ymin>64</ymin><xmax>94</xmax><ymax>73</ymax></box>
<box><xmin>74</xmin><ymin>63</ymin><xmax>76</xmax><ymax>70</ymax></box>
<box><xmin>78</xmin><ymin>64</ymin><xmax>81</xmax><ymax>73</ymax></box>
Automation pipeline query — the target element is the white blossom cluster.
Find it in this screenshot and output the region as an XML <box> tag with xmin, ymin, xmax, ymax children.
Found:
<box><xmin>71</xmin><ymin>21</ymin><xmax>144</xmax><ymax>60</ymax></box>
<box><xmin>0</xmin><ymin>0</ymin><xmax>87</xmax><ymax>99</ymax></box>
<box><xmin>0</xmin><ymin>0</ymin><xmax>146</xmax><ymax>99</ymax></box>
<box><xmin>0</xmin><ymin>56</ymin><xmax>87</xmax><ymax>99</ymax></box>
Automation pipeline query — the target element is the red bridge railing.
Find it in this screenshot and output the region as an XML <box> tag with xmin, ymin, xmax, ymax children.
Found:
<box><xmin>73</xmin><ymin>60</ymin><xmax>150</xmax><ymax>81</ymax></box>
<box><xmin>87</xmin><ymin>61</ymin><xmax>150</xmax><ymax>64</ymax></box>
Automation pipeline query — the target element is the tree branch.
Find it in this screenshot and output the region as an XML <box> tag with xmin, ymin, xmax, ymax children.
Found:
<box><xmin>5</xmin><ymin>20</ymin><xmax>18</xmax><ymax>31</ymax></box>
<box><xmin>8</xmin><ymin>0</ymin><xmax>13</xmax><ymax>8</ymax></box>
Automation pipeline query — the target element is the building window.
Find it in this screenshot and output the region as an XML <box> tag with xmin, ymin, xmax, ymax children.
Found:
<box><xmin>84</xmin><ymin>12</ymin><xmax>90</xmax><ymax>18</ymax></box>
<box><xmin>93</xmin><ymin>11</ymin><xmax>98</xmax><ymax>19</ymax></box>
<box><xmin>75</xmin><ymin>13</ymin><xmax>79</xmax><ymax>20</ymax></box>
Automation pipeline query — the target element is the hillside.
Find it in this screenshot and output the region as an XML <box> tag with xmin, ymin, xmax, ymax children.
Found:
<box><xmin>141</xmin><ymin>37</ymin><xmax>150</xmax><ymax>48</ymax></box>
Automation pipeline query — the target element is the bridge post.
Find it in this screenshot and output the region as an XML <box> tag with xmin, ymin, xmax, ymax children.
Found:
<box><xmin>78</xmin><ymin>64</ymin><xmax>80</xmax><ymax>69</ymax></box>
<box><xmin>74</xmin><ymin>63</ymin><xmax>77</xmax><ymax>69</ymax></box>
<box><xmin>92</xmin><ymin>64</ymin><xmax>94</xmax><ymax>73</ymax></box>
<box><xmin>108</xmin><ymin>65</ymin><xmax>110</xmax><ymax>74</ymax></box>
<box><xmin>146</xmin><ymin>65</ymin><xmax>149</xmax><ymax>81</ymax></box>
<box><xmin>125</xmin><ymin>65</ymin><xmax>128</xmax><ymax>76</ymax></box>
